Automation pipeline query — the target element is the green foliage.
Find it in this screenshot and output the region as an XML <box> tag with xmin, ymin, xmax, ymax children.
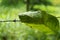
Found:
<box><xmin>19</xmin><ymin>11</ymin><xmax>59</xmax><ymax>40</ymax></box>
<box><xmin>19</xmin><ymin>11</ymin><xmax>59</xmax><ymax>32</ymax></box>
<box><xmin>23</xmin><ymin>0</ymin><xmax>53</xmax><ymax>10</ymax></box>
<box><xmin>23</xmin><ymin>0</ymin><xmax>52</xmax><ymax>5</ymax></box>
<box><xmin>0</xmin><ymin>22</ymin><xmax>47</xmax><ymax>40</ymax></box>
<box><xmin>1</xmin><ymin>0</ymin><xmax>23</xmax><ymax>6</ymax></box>
<box><xmin>0</xmin><ymin>0</ymin><xmax>60</xmax><ymax>40</ymax></box>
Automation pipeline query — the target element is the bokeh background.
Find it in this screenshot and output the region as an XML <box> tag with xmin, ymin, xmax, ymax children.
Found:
<box><xmin>0</xmin><ymin>0</ymin><xmax>60</xmax><ymax>40</ymax></box>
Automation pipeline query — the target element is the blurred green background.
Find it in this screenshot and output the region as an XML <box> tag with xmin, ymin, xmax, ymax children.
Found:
<box><xmin>0</xmin><ymin>0</ymin><xmax>60</xmax><ymax>40</ymax></box>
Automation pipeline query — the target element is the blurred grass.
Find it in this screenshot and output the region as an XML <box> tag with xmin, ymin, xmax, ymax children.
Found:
<box><xmin>0</xmin><ymin>0</ymin><xmax>60</xmax><ymax>40</ymax></box>
<box><xmin>34</xmin><ymin>5</ymin><xmax>60</xmax><ymax>17</ymax></box>
<box><xmin>0</xmin><ymin>0</ymin><xmax>60</xmax><ymax>34</ymax></box>
<box><xmin>31</xmin><ymin>5</ymin><xmax>60</xmax><ymax>34</ymax></box>
<box><xmin>0</xmin><ymin>3</ymin><xmax>26</xmax><ymax>20</ymax></box>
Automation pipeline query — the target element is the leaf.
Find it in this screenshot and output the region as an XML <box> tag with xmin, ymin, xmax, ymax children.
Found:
<box><xmin>19</xmin><ymin>11</ymin><xmax>59</xmax><ymax>33</ymax></box>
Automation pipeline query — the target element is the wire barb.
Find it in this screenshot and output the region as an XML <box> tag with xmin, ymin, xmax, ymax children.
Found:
<box><xmin>0</xmin><ymin>20</ymin><xmax>20</xmax><ymax>22</ymax></box>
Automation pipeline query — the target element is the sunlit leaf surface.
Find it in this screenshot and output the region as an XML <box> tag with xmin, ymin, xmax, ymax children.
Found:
<box><xmin>19</xmin><ymin>11</ymin><xmax>59</xmax><ymax>33</ymax></box>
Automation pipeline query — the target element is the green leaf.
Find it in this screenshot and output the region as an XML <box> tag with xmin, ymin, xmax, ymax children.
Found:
<box><xmin>19</xmin><ymin>11</ymin><xmax>59</xmax><ymax>33</ymax></box>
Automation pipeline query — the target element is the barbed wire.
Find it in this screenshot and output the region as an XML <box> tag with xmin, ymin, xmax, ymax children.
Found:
<box><xmin>0</xmin><ymin>20</ymin><xmax>20</xmax><ymax>22</ymax></box>
<box><xmin>0</xmin><ymin>16</ymin><xmax>60</xmax><ymax>22</ymax></box>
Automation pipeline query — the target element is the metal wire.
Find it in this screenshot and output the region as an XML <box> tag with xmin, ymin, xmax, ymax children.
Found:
<box><xmin>0</xmin><ymin>20</ymin><xmax>20</xmax><ymax>22</ymax></box>
<box><xmin>0</xmin><ymin>17</ymin><xmax>60</xmax><ymax>22</ymax></box>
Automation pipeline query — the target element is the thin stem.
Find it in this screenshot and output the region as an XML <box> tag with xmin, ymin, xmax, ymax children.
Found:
<box><xmin>26</xmin><ymin>0</ymin><xmax>30</xmax><ymax>11</ymax></box>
